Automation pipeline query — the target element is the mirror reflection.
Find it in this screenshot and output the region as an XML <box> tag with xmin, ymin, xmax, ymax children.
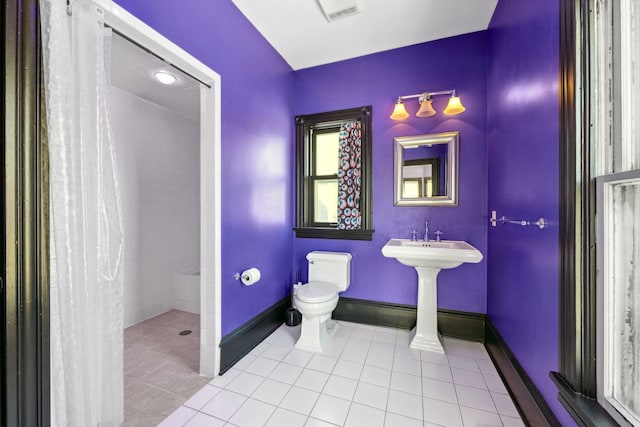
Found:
<box><xmin>394</xmin><ymin>132</ymin><xmax>459</xmax><ymax>206</ymax></box>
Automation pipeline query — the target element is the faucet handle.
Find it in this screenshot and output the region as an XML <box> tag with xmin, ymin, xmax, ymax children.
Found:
<box><xmin>434</xmin><ymin>231</ymin><xmax>444</xmax><ymax>242</ymax></box>
<box><xmin>411</xmin><ymin>229</ymin><xmax>418</xmax><ymax>241</ymax></box>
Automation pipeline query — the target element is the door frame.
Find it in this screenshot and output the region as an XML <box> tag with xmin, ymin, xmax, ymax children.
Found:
<box><xmin>97</xmin><ymin>0</ymin><xmax>223</xmax><ymax>377</ymax></box>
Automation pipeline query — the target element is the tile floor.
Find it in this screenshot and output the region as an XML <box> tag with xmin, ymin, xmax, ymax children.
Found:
<box><xmin>123</xmin><ymin>310</ymin><xmax>210</xmax><ymax>426</ymax></box>
<box><xmin>159</xmin><ymin>321</ymin><xmax>524</xmax><ymax>427</ymax></box>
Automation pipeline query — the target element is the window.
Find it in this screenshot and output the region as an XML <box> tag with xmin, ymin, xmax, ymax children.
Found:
<box><xmin>554</xmin><ymin>1</ymin><xmax>640</xmax><ymax>425</ymax></box>
<box><xmin>593</xmin><ymin>0</ymin><xmax>640</xmax><ymax>424</ymax></box>
<box><xmin>294</xmin><ymin>106</ymin><xmax>373</xmax><ymax>240</ymax></box>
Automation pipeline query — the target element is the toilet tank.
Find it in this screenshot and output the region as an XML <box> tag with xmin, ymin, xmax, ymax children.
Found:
<box><xmin>307</xmin><ymin>251</ymin><xmax>352</xmax><ymax>291</ymax></box>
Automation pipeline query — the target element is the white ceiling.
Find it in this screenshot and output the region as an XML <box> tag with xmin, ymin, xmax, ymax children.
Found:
<box><xmin>110</xmin><ymin>33</ymin><xmax>200</xmax><ymax>121</ymax></box>
<box><xmin>231</xmin><ymin>0</ymin><xmax>499</xmax><ymax>70</ymax></box>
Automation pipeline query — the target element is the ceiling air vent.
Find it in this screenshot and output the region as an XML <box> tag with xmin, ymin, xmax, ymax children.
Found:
<box><xmin>317</xmin><ymin>0</ymin><xmax>361</xmax><ymax>22</ymax></box>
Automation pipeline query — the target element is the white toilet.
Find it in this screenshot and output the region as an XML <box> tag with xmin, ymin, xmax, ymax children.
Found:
<box><xmin>294</xmin><ymin>251</ymin><xmax>352</xmax><ymax>353</ymax></box>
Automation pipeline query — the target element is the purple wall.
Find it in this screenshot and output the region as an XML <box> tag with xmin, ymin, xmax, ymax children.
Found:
<box><xmin>487</xmin><ymin>1</ymin><xmax>574</xmax><ymax>424</ymax></box>
<box><xmin>114</xmin><ymin>1</ymin><xmax>296</xmax><ymax>336</ymax></box>
<box><xmin>294</xmin><ymin>33</ymin><xmax>489</xmax><ymax>313</ymax></box>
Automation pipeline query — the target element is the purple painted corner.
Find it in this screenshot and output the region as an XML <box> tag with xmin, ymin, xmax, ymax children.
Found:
<box><xmin>488</xmin><ymin>0</ymin><xmax>574</xmax><ymax>425</ymax></box>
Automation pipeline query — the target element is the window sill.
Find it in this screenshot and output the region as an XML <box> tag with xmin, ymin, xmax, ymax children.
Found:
<box><xmin>293</xmin><ymin>227</ymin><xmax>374</xmax><ymax>241</ymax></box>
<box><xmin>550</xmin><ymin>372</ymin><xmax>620</xmax><ymax>427</ymax></box>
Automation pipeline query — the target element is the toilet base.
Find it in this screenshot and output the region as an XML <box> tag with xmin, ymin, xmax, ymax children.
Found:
<box><xmin>295</xmin><ymin>317</ymin><xmax>339</xmax><ymax>353</ymax></box>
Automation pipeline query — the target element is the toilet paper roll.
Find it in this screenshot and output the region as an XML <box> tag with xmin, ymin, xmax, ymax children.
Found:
<box><xmin>241</xmin><ymin>268</ymin><xmax>261</xmax><ymax>286</ymax></box>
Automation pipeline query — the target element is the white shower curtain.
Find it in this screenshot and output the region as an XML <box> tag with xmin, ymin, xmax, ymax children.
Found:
<box><xmin>40</xmin><ymin>0</ymin><xmax>125</xmax><ymax>426</ymax></box>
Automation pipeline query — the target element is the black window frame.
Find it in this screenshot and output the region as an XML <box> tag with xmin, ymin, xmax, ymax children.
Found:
<box><xmin>294</xmin><ymin>106</ymin><xmax>374</xmax><ymax>240</ymax></box>
<box><xmin>551</xmin><ymin>1</ymin><xmax>622</xmax><ymax>425</ymax></box>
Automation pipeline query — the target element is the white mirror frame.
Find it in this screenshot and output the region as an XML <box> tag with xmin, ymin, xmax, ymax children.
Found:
<box><xmin>393</xmin><ymin>131</ymin><xmax>459</xmax><ymax>206</ymax></box>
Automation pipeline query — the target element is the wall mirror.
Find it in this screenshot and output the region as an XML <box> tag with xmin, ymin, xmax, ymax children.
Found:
<box><xmin>393</xmin><ymin>131</ymin><xmax>459</xmax><ymax>206</ymax></box>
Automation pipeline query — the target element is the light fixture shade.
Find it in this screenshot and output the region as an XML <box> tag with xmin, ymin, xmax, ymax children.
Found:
<box><xmin>443</xmin><ymin>95</ymin><xmax>465</xmax><ymax>115</ymax></box>
<box><xmin>416</xmin><ymin>99</ymin><xmax>436</xmax><ymax>117</ymax></box>
<box><xmin>390</xmin><ymin>100</ymin><xmax>410</xmax><ymax>120</ymax></box>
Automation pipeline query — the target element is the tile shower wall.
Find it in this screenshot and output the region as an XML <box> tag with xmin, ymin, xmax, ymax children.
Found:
<box><xmin>293</xmin><ymin>32</ymin><xmax>489</xmax><ymax>313</ymax></box>
<box><xmin>111</xmin><ymin>87</ymin><xmax>200</xmax><ymax>327</ymax></box>
<box><xmin>486</xmin><ymin>0</ymin><xmax>574</xmax><ymax>424</ymax></box>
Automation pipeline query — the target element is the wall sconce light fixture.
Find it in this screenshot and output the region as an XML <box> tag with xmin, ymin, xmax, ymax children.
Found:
<box><xmin>390</xmin><ymin>90</ymin><xmax>465</xmax><ymax>120</ymax></box>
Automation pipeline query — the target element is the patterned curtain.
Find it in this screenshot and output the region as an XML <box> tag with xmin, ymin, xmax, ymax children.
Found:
<box><xmin>337</xmin><ymin>120</ymin><xmax>362</xmax><ymax>230</ymax></box>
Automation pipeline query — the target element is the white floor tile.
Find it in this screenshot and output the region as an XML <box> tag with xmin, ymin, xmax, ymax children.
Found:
<box><xmin>448</xmin><ymin>355</ymin><xmax>479</xmax><ymax>372</ymax></box>
<box><xmin>422</xmin><ymin>396</ymin><xmax>463</xmax><ymax>427</ymax></box>
<box><xmin>455</xmin><ymin>385</ymin><xmax>497</xmax><ymax>413</ymax></box>
<box><xmin>491</xmin><ymin>391</ymin><xmax>520</xmax><ymax>417</ymax></box>
<box><xmin>251</xmin><ymin>378</ymin><xmax>291</xmax><ymax>406</ymax></box>
<box><xmin>184</xmin><ymin>384</ymin><xmax>222</xmax><ymax>410</ymax></box>
<box><xmin>443</xmin><ymin>338</ymin><xmax>475</xmax><ymax>358</ymax></box>
<box><xmin>421</xmin><ymin>361</ymin><xmax>453</xmax><ymax>382</ymax></box>
<box><xmin>310</xmin><ymin>394</ymin><xmax>351</xmax><ymax>426</ymax></box>
<box><xmin>394</xmin><ymin>345</ymin><xmax>422</xmax><ymax>361</ymax></box>
<box><xmin>249</xmin><ymin>341</ymin><xmax>271</xmax><ymax>357</ymax></box>
<box><xmin>452</xmin><ymin>367</ymin><xmax>487</xmax><ymax>390</ymax></box>
<box><xmin>183</xmin><ymin>411</ymin><xmax>226</xmax><ymax>427</ymax></box>
<box><xmin>323</xmin><ymin>375</ymin><xmax>358</xmax><ymax>400</ymax></box>
<box><xmin>283</xmin><ymin>349</ymin><xmax>313</xmax><ymax>367</ymax></box>
<box><xmin>369</xmin><ymin>341</ymin><xmax>395</xmax><ymax>358</ymax></box>
<box><xmin>483</xmin><ymin>373</ymin><xmax>508</xmax><ymax>394</ymax></box>
<box><xmin>344</xmin><ymin>402</ymin><xmax>385</xmax><ymax>427</ymax></box>
<box><xmin>209</xmin><ymin>368</ymin><xmax>241</xmax><ymax>388</ymax></box>
<box><xmin>390</xmin><ymin>371</ymin><xmax>422</xmax><ymax>395</ymax></box>
<box><xmin>353</xmin><ymin>381</ymin><xmax>388</xmax><ymax>409</ymax></box>
<box><xmin>260</xmin><ymin>345</ymin><xmax>290</xmax><ymax>361</ymax></box>
<box><xmin>501</xmin><ymin>414</ymin><xmax>526</xmax><ymax>427</ymax></box>
<box><xmin>228</xmin><ymin>398</ymin><xmax>276</xmax><ymax>427</ymax></box>
<box><xmin>200</xmin><ymin>389</ymin><xmax>247</xmax><ymax>421</ymax></box>
<box><xmin>234</xmin><ymin>354</ymin><xmax>257</xmax><ymax>370</ymax></box>
<box><xmin>304</xmin><ymin>417</ymin><xmax>338</xmax><ymax>427</ymax></box>
<box><xmin>245</xmin><ymin>357</ymin><xmax>279</xmax><ymax>377</ymax></box>
<box><xmin>340</xmin><ymin>346</ymin><xmax>368</xmax><ymax>364</ymax></box>
<box><xmin>307</xmin><ymin>354</ymin><xmax>338</xmax><ymax>374</ymax></box>
<box><xmin>160</xmin><ymin>321</ymin><xmax>519</xmax><ymax>427</ymax></box>
<box><xmin>295</xmin><ymin>369</ymin><xmax>330</xmax><ymax>392</ymax></box>
<box><xmin>279</xmin><ymin>386</ymin><xmax>320</xmax><ymax>415</ymax></box>
<box><xmin>384</xmin><ymin>412</ymin><xmax>423</xmax><ymax>427</ymax></box>
<box><xmin>265</xmin><ymin>407</ymin><xmax>307</xmax><ymax>427</ymax></box>
<box><xmin>392</xmin><ymin>356</ymin><xmax>422</xmax><ymax>376</ymax></box>
<box><xmin>360</xmin><ymin>364</ymin><xmax>392</xmax><ymax>388</ymax></box>
<box><xmin>459</xmin><ymin>405</ymin><xmax>502</xmax><ymax>427</ymax></box>
<box><xmin>158</xmin><ymin>406</ymin><xmax>197</xmax><ymax>427</ymax></box>
<box><xmin>226</xmin><ymin>371</ymin><xmax>265</xmax><ymax>396</ymax></box>
<box><xmin>348</xmin><ymin>336</ymin><xmax>373</xmax><ymax>348</ymax></box>
<box><xmin>365</xmin><ymin>351</ymin><xmax>394</xmax><ymax>370</ymax></box>
<box><xmin>421</xmin><ymin>351</ymin><xmax>450</xmax><ymax>366</ymax></box>
<box><xmin>422</xmin><ymin>377</ymin><xmax>458</xmax><ymax>404</ymax></box>
<box><xmin>268</xmin><ymin>362</ymin><xmax>303</xmax><ymax>384</ymax></box>
<box><xmin>333</xmin><ymin>359</ymin><xmax>363</xmax><ymax>380</ymax></box>
<box><xmin>477</xmin><ymin>358</ymin><xmax>499</xmax><ymax>376</ymax></box>
<box><xmin>387</xmin><ymin>389</ymin><xmax>423</xmax><ymax>420</ymax></box>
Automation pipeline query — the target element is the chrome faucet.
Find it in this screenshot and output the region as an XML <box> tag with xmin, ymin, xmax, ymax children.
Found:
<box><xmin>434</xmin><ymin>230</ymin><xmax>444</xmax><ymax>242</ymax></box>
<box><xmin>424</xmin><ymin>221</ymin><xmax>429</xmax><ymax>241</ymax></box>
<box><xmin>411</xmin><ymin>229</ymin><xmax>418</xmax><ymax>241</ymax></box>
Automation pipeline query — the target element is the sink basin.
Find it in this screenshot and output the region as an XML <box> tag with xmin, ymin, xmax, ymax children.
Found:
<box><xmin>381</xmin><ymin>238</ymin><xmax>483</xmax><ymax>353</ymax></box>
<box><xmin>381</xmin><ymin>238</ymin><xmax>482</xmax><ymax>269</ymax></box>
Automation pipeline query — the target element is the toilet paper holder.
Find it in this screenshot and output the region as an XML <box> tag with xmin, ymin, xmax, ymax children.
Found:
<box><xmin>233</xmin><ymin>268</ymin><xmax>261</xmax><ymax>286</ymax></box>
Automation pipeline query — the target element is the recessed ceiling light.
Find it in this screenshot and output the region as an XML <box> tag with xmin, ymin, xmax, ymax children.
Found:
<box><xmin>154</xmin><ymin>71</ymin><xmax>177</xmax><ymax>85</ymax></box>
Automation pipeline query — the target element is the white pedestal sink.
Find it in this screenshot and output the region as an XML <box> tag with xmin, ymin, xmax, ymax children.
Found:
<box><xmin>381</xmin><ymin>239</ymin><xmax>483</xmax><ymax>353</ymax></box>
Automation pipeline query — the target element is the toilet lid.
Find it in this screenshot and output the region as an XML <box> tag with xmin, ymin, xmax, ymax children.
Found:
<box><xmin>296</xmin><ymin>282</ymin><xmax>338</xmax><ymax>303</ymax></box>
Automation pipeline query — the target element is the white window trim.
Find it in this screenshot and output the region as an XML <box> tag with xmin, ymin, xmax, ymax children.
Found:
<box><xmin>596</xmin><ymin>169</ymin><xmax>640</xmax><ymax>427</ymax></box>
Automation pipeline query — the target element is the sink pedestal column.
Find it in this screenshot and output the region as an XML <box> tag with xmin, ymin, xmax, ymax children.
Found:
<box><xmin>410</xmin><ymin>266</ymin><xmax>445</xmax><ymax>353</ymax></box>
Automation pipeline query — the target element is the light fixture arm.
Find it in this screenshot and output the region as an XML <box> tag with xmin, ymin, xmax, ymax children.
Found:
<box><xmin>397</xmin><ymin>89</ymin><xmax>457</xmax><ymax>101</ymax></box>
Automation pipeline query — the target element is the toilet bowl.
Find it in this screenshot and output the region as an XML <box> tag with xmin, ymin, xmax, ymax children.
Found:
<box><xmin>294</xmin><ymin>251</ymin><xmax>351</xmax><ymax>353</ymax></box>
